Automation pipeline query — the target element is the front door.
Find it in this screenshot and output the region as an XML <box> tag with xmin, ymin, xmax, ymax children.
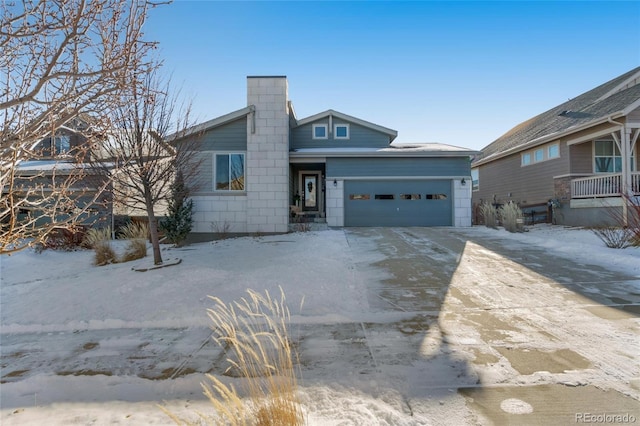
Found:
<box><xmin>302</xmin><ymin>174</ymin><xmax>318</xmax><ymax>212</ymax></box>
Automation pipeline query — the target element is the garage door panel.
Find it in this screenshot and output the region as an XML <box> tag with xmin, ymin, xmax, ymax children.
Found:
<box><xmin>344</xmin><ymin>180</ymin><xmax>452</xmax><ymax>226</ymax></box>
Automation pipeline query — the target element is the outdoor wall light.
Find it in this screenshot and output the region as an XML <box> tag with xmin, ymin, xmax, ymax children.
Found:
<box><xmin>461</xmin><ymin>178</ymin><xmax>466</xmax><ymax>186</ymax></box>
<box><xmin>333</xmin><ymin>179</ymin><xmax>337</xmax><ymax>187</ymax></box>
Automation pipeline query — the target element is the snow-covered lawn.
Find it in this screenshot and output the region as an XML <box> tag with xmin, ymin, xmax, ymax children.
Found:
<box><xmin>1</xmin><ymin>225</ymin><xmax>639</xmax><ymax>425</ymax></box>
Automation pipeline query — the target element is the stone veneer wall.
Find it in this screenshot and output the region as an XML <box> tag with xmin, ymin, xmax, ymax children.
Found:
<box><xmin>454</xmin><ymin>179</ymin><xmax>472</xmax><ymax>227</ymax></box>
<box><xmin>190</xmin><ymin>194</ymin><xmax>247</xmax><ymax>233</ymax></box>
<box><xmin>325</xmin><ymin>179</ymin><xmax>344</xmax><ymax>227</ymax></box>
<box><xmin>245</xmin><ymin>77</ymin><xmax>290</xmax><ymax>233</ymax></box>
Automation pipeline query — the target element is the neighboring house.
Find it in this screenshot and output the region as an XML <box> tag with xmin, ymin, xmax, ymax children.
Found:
<box><xmin>3</xmin><ymin>119</ymin><xmax>113</xmax><ymax>229</ymax></box>
<box><xmin>96</xmin><ymin>130</ymin><xmax>174</xmax><ymax>221</ymax></box>
<box><xmin>472</xmin><ymin>67</ymin><xmax>640</xmax><ymax>226</ymax></box>
<box><xmin>174</xmin><ymin>76</ymin><xmax>478</xmax><ymax>239</ymax></box>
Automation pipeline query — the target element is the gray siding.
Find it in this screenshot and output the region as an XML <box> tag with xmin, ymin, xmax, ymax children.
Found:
<box><xmin>185</xmin><ymin>118</ymin><xmax>246</xmax><ymax>195</ymax></box>
<box><xmin>200</xmin><ymin>118</ymin><xmax>247</xmax><ymax>151</ymax></box>
<box><xmin>291</xmin><ymin>120</ymin><xmax>390</xmax><ymax>150</ymax></box>
<box><xmin>327</xmin><ymin>157</ymin><xmax>469</xmax><ymax>178</ymax></box>
<box><xmin>628</xmin><ymin>106</ymin><xmax>640</xmax><ymax>122</ymax></box>
<box><xmin>190</xmin><ymin>152</ymin><xmax>213</xmax><ymax>193</ymax></box>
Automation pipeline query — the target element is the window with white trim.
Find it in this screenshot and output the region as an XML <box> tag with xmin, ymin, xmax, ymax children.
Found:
<box><xmin>334</xmin><ymin>124</ymin><xmax>350</xmax><ymax>139</ymax></box>
<box><xmin>471</xmin><ymin>168</ymin><xmax>479</xmax><ymax>191</ymax></box>
<box><xmin>44</xmin><ymin>135</ymin><xmax>71</xmax><ymax>157</ymax></box>
<box><xmin>215</xmin><ymin>153</ymin><xmax>245</xmax><ymax>191</ymax></box>
<box><xmin>594</xmin><ymin>140</ymin><xmax>635</xmax><ymax>173</ymax></box>
<box><xmin>521</xmin><ymin>143</ymin><xmax>560</xmax><ymax>166</ymax></box>
<box><xmin>312</xmin><ymin>124</ymin><xmax>328</xmax><ymax>139</ymax></box>
<box><xmin>534</xmin><ymin>148</ymin><xmax>544</xmax><ymax>162</ymax></box>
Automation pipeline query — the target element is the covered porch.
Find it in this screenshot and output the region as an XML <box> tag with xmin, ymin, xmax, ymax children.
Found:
<box><xmin>566</xmin><ymin>122</ymin><xmax>640</xmax><ymax>199</ymax></box>
<box><xmin>571</xmin><ymin>172</ymin><xmax>640</xmax><ymax>198</ymax></box>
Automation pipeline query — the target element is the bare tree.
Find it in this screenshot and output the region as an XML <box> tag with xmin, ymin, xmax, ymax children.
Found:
<box><xmin>1</xmin><ymin>0</ymin><xmax>159</xmax><ymax>254</ymax></box>
<box><xmin>92</xmin><ymin>69</ymin><xmax>201</xmax><ymax>265</ymax></box>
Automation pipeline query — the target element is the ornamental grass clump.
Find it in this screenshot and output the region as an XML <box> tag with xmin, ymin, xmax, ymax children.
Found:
<box><xmin>479</xmin><ymin>202</ymin><xmax>498</xmax><ymax>229</ymax></box>
<box><xmin>499</xmin><ymin>201</ymin><xmax>525</xmax><ymax>233</ymax></box>
<box><xmin>118</xmin><ymin>222</ymin><xmax>148</xmax><ymax>262</ymax></box>
<box><xmin>83</xmin><ymin>227</ymin><xmax>116</xmax><ymax>266</ymax></box>
<box><xmin>202</xmin><ymin>288</ymin><xmax>304</xmax><ymax>426</ymax></box>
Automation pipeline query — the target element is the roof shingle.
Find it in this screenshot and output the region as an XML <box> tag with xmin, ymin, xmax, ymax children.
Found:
<box><xmin>474</xmin><ymin>67</ymin><xmax>640</xmax><ymax>164</ymax></box>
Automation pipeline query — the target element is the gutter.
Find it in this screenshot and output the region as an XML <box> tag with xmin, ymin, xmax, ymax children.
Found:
<box><xmin>607</xmin><ymin>116</ymin><xmax>624</xmax><ymax>127</ymax></box>
<box><xmin>289</xmin><ymin>150</ymin><xmax>480</xmax><ymax>159</ymax></box>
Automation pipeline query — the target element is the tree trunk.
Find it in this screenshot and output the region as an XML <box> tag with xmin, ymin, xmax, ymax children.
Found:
<box><xmin>144</xmin><ymin>189</ymin><xmax>163</xmax><ymax>265</ymax></box>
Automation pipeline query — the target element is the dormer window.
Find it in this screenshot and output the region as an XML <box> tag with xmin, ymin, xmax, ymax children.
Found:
<box><xmin>312</xmin><ymin>124</ymin><xmax>328</xmax><ymax>139</ymax></box>
<box><xmin>334</xmin><ymin>124</ymin><xmax>349</xmax><ymax>139</ymax></box>
<box><xmin>54</xmin><ymin>135</ymin><xmax>70</xmax><ymax>155</ymax></box>
<box><xmin>43</xmin><ymin>135</ymin><xmax>71</xmax><ymax>157</ymax></box>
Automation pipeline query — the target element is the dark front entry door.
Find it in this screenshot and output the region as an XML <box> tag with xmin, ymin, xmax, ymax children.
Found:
<box><xmin>302</xmin><ymin>174</ymin><xmax>318</xmax><ymax>211</ymax></box>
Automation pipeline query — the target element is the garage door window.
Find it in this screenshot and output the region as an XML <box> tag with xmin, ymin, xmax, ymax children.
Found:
<box><xmin>426</xmin><ymin>194</ymin><xmax>447</xmax><ymax>200</ymax></box>
<box><xmin>375</xmin><ymin>194</ymin><xmax>395</xmax><ymax>200</ymax></box>
<box><xmin>400</xmin><ymin>194</ymin><xmax>422</xmax><ymax>200</ymax></box>
<box><xmin>349</xmin><ymin>194</ymin><xmax>370</xmax><ymax>200</ymax></box>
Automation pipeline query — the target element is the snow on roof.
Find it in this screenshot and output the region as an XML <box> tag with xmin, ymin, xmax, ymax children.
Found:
<box><xmin>16</xmin><ymin>160</ymin><xmax>78</xmax><ymax>171</ymax></box>
<box><xmin>291</xmin><ymin>143</ymin><xmax>479</xmax><ymax>157</ymax></box>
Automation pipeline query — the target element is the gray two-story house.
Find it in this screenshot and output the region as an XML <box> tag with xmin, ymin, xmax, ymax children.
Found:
<box><xmin>176</xmin><ymin>76</ymin><xmax>478</xmax><ymax>238</ymax></box>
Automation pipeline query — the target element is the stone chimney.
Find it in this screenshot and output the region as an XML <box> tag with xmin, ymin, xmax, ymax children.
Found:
<box><xmin>245</xmin><ymin>76</ymin><xmax>290</xmax><ymax>233</ymax></box>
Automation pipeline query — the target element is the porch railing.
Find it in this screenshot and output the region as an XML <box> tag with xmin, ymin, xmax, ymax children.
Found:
<box><xmin>571</xmin><ymin>173</ymin><xmax>640</xmax><ymax>198</ymax></box>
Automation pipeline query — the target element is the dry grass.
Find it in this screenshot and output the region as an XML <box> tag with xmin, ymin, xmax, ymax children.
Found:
<box><xmin>117</xmin><ymin>222</ymin><xmax>148</xmax><ymax>262</ymax></box>
<box><xmin>83</xmin><ymin>228</ymin><xmax>117</xmax><ymax>266</ymax></box>
<box><xmin>83</xmin><ymin>227</ymin><xmax>112</xmax><ymax>248</ymax></box>
<box><xmin>82</xmin><ymin>224</ymin><xmax>149</xmax><ymax>265</ymax></box>
<box><xmin>163</xmin><ymin>288</ymin><xmax>304</xmax><ymax>425</ymax></box>
<box><xmin>93</xmin><ymin>241</ymin><xmax>117</xmax><ymax>266</ymax></box>
<box><xmin>120</xmin><ymin>238</ymin><xmax>147</xmax><ymax>262</ymax></box>
<box><xmin>118</xmin><ymin>221</ymin><xmax>149</xmax><ymax>240</ymax></box>
<box><xmin>479</xmin><ymin>202</ymin><xmax>498</xmax><ymax>229</ymax></box>
<box><xmin>204</xmin><ymin>288</ymin><xmax>304</xmax><ymax>425</ymax></box>
<box><xmin>499</xmin><ymin>201</ymin><xmax>524</xmax><ymax>233</ymax></box>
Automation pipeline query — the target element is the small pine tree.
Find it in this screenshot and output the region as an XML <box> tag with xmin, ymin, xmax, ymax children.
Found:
<box><xmin>159</xmin><ymin>171</ymin><xmax>193</xmax><ymax>247</ymax></box>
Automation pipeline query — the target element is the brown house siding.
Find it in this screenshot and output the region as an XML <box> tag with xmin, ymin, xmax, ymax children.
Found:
<box><xmin>473</xmin><ymin>141</ymin><xmax>569</xmax><ymax>208</ymax></box>
<box><xmin>569</xmin><ymin>143</ymin><xmax>593</xmax><ymax>174</ymax></box>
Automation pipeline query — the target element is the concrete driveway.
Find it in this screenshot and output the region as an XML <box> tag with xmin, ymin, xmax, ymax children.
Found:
<box><xmin>322</xmin><ymin>227</ymin><xmax>640</xmax><ymax>425</ymax></box>
<box><xmin>2</xmin><ymin>227</ymin><xmax>638</xmax><ymax>425</ymax></box>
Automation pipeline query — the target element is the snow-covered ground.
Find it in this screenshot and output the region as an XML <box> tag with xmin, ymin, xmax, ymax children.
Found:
<box><xmin>1</xmin><ymin>225</ymin><xmax>639</xmax><ymax>425</ymax></box>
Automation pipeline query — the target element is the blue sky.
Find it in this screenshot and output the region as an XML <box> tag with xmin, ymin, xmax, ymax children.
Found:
<box><xmin>145</xmin><ymin>1</ymin><xmax>640</xmax><ymax>150</ymax></box>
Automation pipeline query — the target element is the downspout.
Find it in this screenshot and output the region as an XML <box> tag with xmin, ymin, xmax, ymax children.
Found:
<box><xmin>249</xmin><ymin>105</ymin><xmax>256</xmax><ymax>134</ymax></box>
<box><xmin>607</xmin><ymin>116</ymin><xmax>629</xmax><ymax>226</ymax></box>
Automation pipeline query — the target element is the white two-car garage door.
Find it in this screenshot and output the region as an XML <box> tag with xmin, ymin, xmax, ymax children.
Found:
<box><xmin>344</xmin><ymin>180</ymin><xmax>453</xmax><ymax>227</ymax></box>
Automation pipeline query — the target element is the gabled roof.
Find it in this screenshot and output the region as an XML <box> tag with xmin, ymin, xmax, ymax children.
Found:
<box><xmin>293</xmin><ymin>109</ymin><xmax>398</xmax><ymax>142</ymax></box>
<box><xmin>474</xmin><ymin>67</ymin><xmax>640</xmax><ymax>165</ymax></box>
<box><xmin>170</xmin><ymin>105</ymin><xmax>255</xmax><ymax>141</ymax></box>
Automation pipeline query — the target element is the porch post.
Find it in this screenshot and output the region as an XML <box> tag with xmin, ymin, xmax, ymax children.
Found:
<box><xmin>620</xmin><ymin>125</ymin><xmax>632</xmax><ymax>226</ymax></box>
